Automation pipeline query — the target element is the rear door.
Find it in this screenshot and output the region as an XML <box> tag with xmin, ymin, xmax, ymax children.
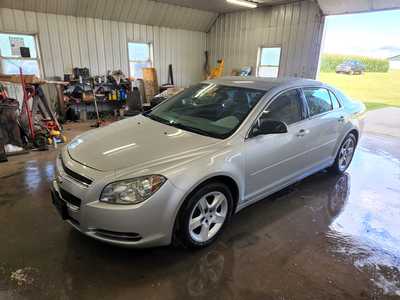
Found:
<box><xmin>300</xmin><ymin>87</ymin><xmax>343</xmax><ymax>167</ymax></box>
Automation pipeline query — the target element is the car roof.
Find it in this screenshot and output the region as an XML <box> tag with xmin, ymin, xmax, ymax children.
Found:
<box><xmin>203</xmin><ymin>76</ymin><xmax>323</xmax><ymax>91</ymax></box>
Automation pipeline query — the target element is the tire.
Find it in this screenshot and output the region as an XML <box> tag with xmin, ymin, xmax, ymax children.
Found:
<box><xmin>329</xmin><ymin>133</ymin><xmax>357</xmax><ymax>174</ymax></box>
<box><xmin>175</xmin><ymin>182</ymin><xmax>234</xmax><ymax>249</ymax></box>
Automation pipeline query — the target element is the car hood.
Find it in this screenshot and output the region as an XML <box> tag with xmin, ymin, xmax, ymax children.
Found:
<box><xmin>67</xmin><ymin>115</ymin><xmax>220</xmax><ymax>172</ymax></box>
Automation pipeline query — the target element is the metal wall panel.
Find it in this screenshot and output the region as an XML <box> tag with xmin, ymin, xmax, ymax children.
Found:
<box><xmin>0</xmin><ymin>0</ymin><xmax>218</xmax><ymax>32</ymax></box>
<box><xmin>207</xmin><ymin>1</ymin><xmax>325</xmax><ymax>79</ymax></box>
<box><xmin>0</xmin><ymin>8</ymin><xmax>207</xmax><ymax>87</ymax></box>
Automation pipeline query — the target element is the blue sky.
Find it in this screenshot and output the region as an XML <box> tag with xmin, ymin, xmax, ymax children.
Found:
<box><xmin>322</xmin><ymin>10</ymin><xmax>400</xmax><ymax>58</ymax></box>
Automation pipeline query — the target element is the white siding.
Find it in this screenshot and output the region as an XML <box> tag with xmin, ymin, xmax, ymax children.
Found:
<box><xmin>207</xmin><ymin>1</ymin><xmax>325</xmax><ymax>79</ymax></box>
<box><xmin>0</xmin><ymin>8</ymin><xmax>207</xmax><ymax>87</ymax></box>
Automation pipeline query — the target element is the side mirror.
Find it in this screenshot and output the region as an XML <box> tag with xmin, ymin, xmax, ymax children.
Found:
<box><xmin>251</xmin><ymin>119</ymin><xmax>288</xmax><ymax>137</ymax></box>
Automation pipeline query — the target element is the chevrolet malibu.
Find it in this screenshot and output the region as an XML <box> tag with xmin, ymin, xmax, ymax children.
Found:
<box><xmin>51</xmin><ymin>77</ymin><xmax>365</xmax><ymax>248</ymax></box>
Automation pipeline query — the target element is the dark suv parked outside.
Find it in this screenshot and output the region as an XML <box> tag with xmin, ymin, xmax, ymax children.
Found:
<box><xmin>336</xmin><ymin>60</ymin><xmax>365</xmax><ymax>75</ymax></box>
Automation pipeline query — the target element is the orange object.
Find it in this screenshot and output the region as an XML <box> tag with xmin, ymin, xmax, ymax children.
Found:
<box><xmin>208</xmin><ymin>59</ymin><xmax>224</xmax><ymax>79</ymax></box>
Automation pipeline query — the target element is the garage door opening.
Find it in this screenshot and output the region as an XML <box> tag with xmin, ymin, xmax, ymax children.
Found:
<box><xmin>318</xmin><ymin>10</ymin><xmax>400</xmax><ymax>113</ymax></box>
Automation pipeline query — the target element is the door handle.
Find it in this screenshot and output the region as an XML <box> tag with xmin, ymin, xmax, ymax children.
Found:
<box><xmin>338</xmin><ymin>116</ymin><xmax>345</xmax><ymax>123</ymax></box>
<box><xmin>296</xmin><ymin>129</ymin><xmax>309</xmax><ymax>137</ymax></box>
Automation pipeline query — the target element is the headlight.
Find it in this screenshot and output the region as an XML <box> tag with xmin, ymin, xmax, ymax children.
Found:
<box><xmin>100</xmin><ymin>175</ymin><xmax>166</xmax><ymax>205</ymax></box>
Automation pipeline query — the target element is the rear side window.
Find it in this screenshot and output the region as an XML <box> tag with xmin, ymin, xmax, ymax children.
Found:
<box><xmin>263</xmin><ymin>89</ymin><xmax>304</xmax><ymax>125</ymax></box>
<box><xmin>303</xmin><ymin>88</ymin><xmax>332</xmax><ymax>117</ymax></box>
<box><xmin>329</xmin><ymin>91</ymin><xmax>341</xmax><ymax>109</ymax></box>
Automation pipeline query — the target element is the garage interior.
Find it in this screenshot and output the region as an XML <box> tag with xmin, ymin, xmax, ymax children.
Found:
<box><xmin>1</xmin><ymin>0</ymin><xmax>400</xmax><ymax>299</ymax></box>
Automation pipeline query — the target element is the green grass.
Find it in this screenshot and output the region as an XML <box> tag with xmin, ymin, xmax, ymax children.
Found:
<box><xmin>318</xmin><ymin>70</ymin><xmax>400</xmax><ymax>110</ymax></box>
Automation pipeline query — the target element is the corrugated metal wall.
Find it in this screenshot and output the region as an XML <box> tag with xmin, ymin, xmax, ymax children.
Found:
<box><xmin>0</xmin><ymin>8</ymin><xmax>207</xmax><ymax>87</ymax></box>
<box><xmin>0</xmin><ymin>0</ymin><xmax>217</xmax><ymax>32</ymax></box>
<box><xmin>207</xmin><ymin>0</ymin><xmax>325</xmax><ymax>79</ymax></box>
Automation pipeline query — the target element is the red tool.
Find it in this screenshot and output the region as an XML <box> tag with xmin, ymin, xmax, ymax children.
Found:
<box><xmin>19</xmin><ymin>67</ymin><xmax>35</xmax><ymax>140</ymax></box>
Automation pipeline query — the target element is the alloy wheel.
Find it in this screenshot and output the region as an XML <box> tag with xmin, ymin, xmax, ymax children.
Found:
<box><xmin>189</xmin><ymin>191</ymin><xmax>228</xmax><ymax>243</ymax></box>
<box><xmin>338</xmin><ymin>137</ymin><xmax>355</xmax><ymax>171</ymax></box>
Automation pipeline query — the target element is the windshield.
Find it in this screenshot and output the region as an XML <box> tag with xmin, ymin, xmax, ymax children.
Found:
<box><xmin>145</xmin><ymin>84</ymin><xmax>266</xmax><ymax>139</ymax></box>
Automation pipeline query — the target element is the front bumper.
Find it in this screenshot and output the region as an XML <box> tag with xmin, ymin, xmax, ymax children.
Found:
<box><xmin>51</xmin><ymin>157</ymin><xmax>185</xmax><ymax>248</ymax></box>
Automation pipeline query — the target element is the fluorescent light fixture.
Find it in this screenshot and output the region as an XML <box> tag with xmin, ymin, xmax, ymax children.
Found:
<box><xmin>227</xmin><ymin>0</ymin><xmax>258</xmax><ymax>8</ymax></box>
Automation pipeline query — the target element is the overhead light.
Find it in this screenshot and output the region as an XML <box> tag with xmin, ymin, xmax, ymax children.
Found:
<box><xmin>227</xmin><ymin>0</ymin><xmax>258</xmax><ymax>8</ymax></box>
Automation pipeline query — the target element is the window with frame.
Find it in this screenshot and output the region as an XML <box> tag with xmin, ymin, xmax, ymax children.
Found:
<box><xmin>128</xmin><ymin>42</ymin><xmax>152</xmax><ymax>78</ymax></box>
<box><xmin>0</xmin><ymin>33</ymin><xmax>41</xmax><ymax>77</ymax></box>
<box><xmin>303</xmin><ymin>88</ymin><xmax>333</xmax><ymax>117</ymax></box>
<box><xmin>329</xmin><ymin>90</ymin><xmax>341</xmax><ymax>109</ymax></box>
<box><xmin>257</xmin><ymin>47</ymin><xmax>281</xmax><ymax>78</ymax></box>
<box><xmin>263</xmin><ymin>89</ymin><xmax>304</xmax><ymax>125</ymax></box>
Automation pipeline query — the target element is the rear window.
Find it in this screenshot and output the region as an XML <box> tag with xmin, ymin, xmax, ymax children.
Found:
<box><xmin>329</xmin><ymin>91</ymin><xmax>341</xmax><ymax>109</ymax></box>
<box><xmin>303</xmin><ymin>88</ymin><xmax>332</xmax><ymax>117</ymax></box>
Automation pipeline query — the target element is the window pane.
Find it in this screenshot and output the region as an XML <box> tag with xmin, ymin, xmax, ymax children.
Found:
<box><xmin>263</xmin><ymin>89</ymin><xmax>303</xmax><ymax>125</ymax></box>
<box><xmin>258</xmin><ymin>66</ymin><xmax>279</xmax><ymax>78</ymax></box>
<box><xmin>0</xmin><ymin>33</ymin><xmax>37</xmax><ymax>58</ymax></box>
<box><xmin>129</xmin><ymin>61</ymin><xmax>151</xmax><ymax>78</ymax></box>
<box><xmin>303</xmin><ymin>88</ymin><xmax>333</xmax><ymax>117</ymax></box>
<box><xmin>260</xmin><ymin>47</ymin><xmax>281</xmax><ymax>66</ymax></box>
<box><xmin>128</xmin><ymin>42</ymin><xmax>150</xmax><ymax>61</ymax></box>
<box><xmin>329</xmin><ymin>91</ymin><xmax>341</xmax><ymax>109</ymax></box>
<box><xmin>1</xmin><ymin>59</ymin><xmax>40</xmax><ymax>76</ymax></box>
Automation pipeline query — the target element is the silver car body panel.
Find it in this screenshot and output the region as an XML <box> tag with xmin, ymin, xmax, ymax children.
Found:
<box><xmin>53</xmin><ymin>77</ymin><xmax>366</xmax><ymax>247</ymax></box>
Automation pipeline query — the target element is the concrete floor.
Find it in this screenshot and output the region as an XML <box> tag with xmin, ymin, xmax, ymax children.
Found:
<box><xmin>1</xmin><ymin>123</ymin><xmax>400</xmax><ymax>299</ymax></box>
<box><xmin>364</xmin><ymin>107</ymin><xmax>400</xmax><ymax>138</ymax></box>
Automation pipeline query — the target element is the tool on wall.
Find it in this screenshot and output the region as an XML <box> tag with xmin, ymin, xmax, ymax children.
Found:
<box><xmin>204</xmin><ymin>51</ymin><xmax>210</xmax><ymax>79</ymax></box>
<box><xmin>208</xmin><ymin>59</ymin><xmax>224</xmax><ymax>79</ymax></box>
<box><xmin>167</xmin><ymin>64</ymin><xmax>174</xmax><ymax>86</ymax></box>
<box><xmin>160</xmin><ymin>64</ymin><xmax>175</xmax><ymax>94</ymax></box>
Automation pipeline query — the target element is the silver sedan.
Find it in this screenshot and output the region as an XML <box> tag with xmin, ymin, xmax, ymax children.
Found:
<box><xmin>51</xmin><ymin>77</ymin><xmax>365</xmax><ymax>248</ymax></box>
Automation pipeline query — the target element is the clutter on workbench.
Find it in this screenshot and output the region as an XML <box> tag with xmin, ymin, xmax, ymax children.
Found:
<box><xmin>231</xmin><ymin>66</ymin><xmax>253</xmax><ymax>76</ymax></box>
<box><xmin>63</xmin><ymin>68</ymin><xmax>133</xmax><ymax>123</ymax></box>
<box><xmin>150</xmin><ymin>86</ymin><xmax>184</xmax><ymax>108</ymax></box>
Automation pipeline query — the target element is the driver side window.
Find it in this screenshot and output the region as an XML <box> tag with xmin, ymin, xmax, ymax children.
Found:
<box><xmin>262</xmin><ymin>89</ymin><xmax>304</xmax><ymax>126</ymax></box>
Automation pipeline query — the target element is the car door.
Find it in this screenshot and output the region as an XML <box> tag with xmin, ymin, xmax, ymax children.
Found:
<box><xmin>301</xmin><ymin>87</ymin><xmax>344</xmax><ymax>168</ymax></box>
<box><xmin>244</xmin><ymin>88</ymin><xmax>315</xmax><ymax>202</ymax></box>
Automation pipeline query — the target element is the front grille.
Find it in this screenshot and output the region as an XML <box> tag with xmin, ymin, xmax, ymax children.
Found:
<box><xmin>61</xmin><ymin>157</ymin><xmax>93</xmax><ymax>185</ymax></box>
<box><xmin>93</xmin><ymin>229</ymin><xmax>142</xmax><ymax>242</ymax></box>
<box><xmin>60</xmin><ymin>188</ymin><xmax>82</xmax><ymax>208</ymax></box>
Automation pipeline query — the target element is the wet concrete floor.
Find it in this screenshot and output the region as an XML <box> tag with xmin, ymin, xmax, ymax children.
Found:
<box><xmin>0</xmin><ymin>123</ymin><xmax>399</xmax><ymax>299</ymax></box>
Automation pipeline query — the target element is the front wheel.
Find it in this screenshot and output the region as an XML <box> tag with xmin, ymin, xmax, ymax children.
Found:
<box><xmin>175</xmin><ymin>182</ymin><xmax>233</xmax><ymax>248</ymax></box>
<box><xmin>329</xmin><ymin>133</ymin><xmax>357</xmax><ymax>174</ymax></box>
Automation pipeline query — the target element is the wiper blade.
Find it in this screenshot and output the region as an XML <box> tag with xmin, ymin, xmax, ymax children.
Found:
<box><xmin>171</xmin><ymin>122</ymin><xmax>216</xmax><ymax>138</ymax></box>
<box><xmin>145</xmin><ymin>114</ymin><xmax>219</xmax><ymax>138</ymax></box>
<box><xmin>144</xmin><ymin>114</ymin><xmax>170</xmax><ymax>125</ymax></box>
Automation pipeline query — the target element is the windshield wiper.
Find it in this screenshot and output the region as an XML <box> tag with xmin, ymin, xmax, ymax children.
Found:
<box><xmin>145</xmin><ymin>114</ymin><xmax>219</xmax><ymax>139</ymax></box>
<box><xmin>170</xmin><ymin>122</ymin><xmax>218</xmax><ymax>139</ymax></box>
<box><xmin>144</xmin><ymin>113</ymin><xmax>171</xmax><ymax>126</ymax></box>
